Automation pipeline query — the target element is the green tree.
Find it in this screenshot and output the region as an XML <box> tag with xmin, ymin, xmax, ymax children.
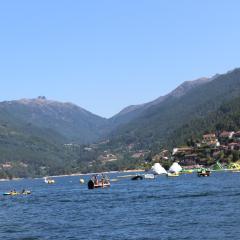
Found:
<box><xmin>232</xmin><ymin>151</ymin><xmax>239</xmax><ymax>162</ymax></box>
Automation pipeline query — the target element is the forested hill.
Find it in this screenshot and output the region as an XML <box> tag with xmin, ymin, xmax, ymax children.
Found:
<box><xmin>0</xmin><ymin>106</ymin><xmax>74</xmax><ymax>178</ymax></box>
<box><xmin>0</xmin><ymin>97</ymin><xmax>108</xmax><ymax>144</ymax></box>
<box><xmin>168</xmin><ymin>96</ymin><xmax>240</xmax><ymax>147</ymax></box>
<box><xmin>108</xmin><ymin>68</ymin><xmax>240</xmax><ymax>150</ymax></box>
<box><xmin>0</xmin><ymin>97</ymin><xmax>107</xmax><ymax>178</ymax></box>
<box><xmin>109</xmin><ymin>77</ymin><xmax>211</xmax><ymax>128</ymax></box>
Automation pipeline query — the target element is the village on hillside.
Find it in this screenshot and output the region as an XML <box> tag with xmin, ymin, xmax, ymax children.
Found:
<box><xmin>69</xmin><ymin>130</ymin><xmax>240</xmax><ymax>173</ymax></box>
<box><xmin>151</xmin><ymin>131</ymin><xmax>240</xmax><ymax>171</ymax></box>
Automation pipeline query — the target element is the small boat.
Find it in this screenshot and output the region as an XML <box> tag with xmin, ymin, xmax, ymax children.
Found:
<box><xmin>131</xmin><ymin>175</ymin><xmax>144</xmax><ymax>180</ymax></box>
<box><xmin>144</xmin><ymin>174</ymin><xmax>155</xmax><ymax>179</ymax></box>
<box><xmin>88</xmin><ymin>174</ymin><xmax>110</xmax><ymax>189</ymax></box>
<box><xmin>3</xmin><ymin>192</ymin><xmax>20</xmax><ymax>196</ymax></box>
<box><xmin>3</xmin><ymin>190</ymin><xmax>31</xmax><ymax>196</ymax></box>
<box><xmin>197</xmin><ymin>169</ymin><xmax>211</xmax><ymax>177</ymax></box>
<box><xmin>44</xmin><ymin>177</ymin><xmax>55</xmax><ymax>184</ymax></box>
<box><xmin>167</xmin><ymin>172</ymin><xmax>180</xmax><ymax>177</ymax></box>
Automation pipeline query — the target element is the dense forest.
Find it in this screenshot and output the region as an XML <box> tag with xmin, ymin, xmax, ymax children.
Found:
<box><xmin>168</xmin><ymin>96</ymin><xmax>240</xmax><ymax>147</ymax></box>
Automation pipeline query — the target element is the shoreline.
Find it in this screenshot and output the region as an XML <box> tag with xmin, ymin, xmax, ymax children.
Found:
<box><xmin>0</xmin><ymin>169</ymin><xmax>145</xmax><ymax>181</ymax></box>
<box><xmin>2</xmin><ymin>168</ymin><xmax>236</xmax><ymax>182</ymax></box>
<box><xmin>47</xmin><ymin>169</ymin><xmax>145</xmax><ymax>178</ymax></box>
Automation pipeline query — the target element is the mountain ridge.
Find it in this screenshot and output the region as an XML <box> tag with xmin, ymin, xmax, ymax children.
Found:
<box><xmin>1</xmin><ymin>67</ymin><xmax>240</xmax><ymax>178</ymax></box>
<box><xmin>108</xmin><ymin>68</ymin><xmax>240</xmax><ymax>150</ymax></box>
<box><xmin>0</xmin><ymin>96</ymin><xmax>108</xmax><ymax>144</ymax></box>
<box><xmin>109</xmin><ymin>76</ymin><xmax>212</xmax><ymax>128</ymax></box>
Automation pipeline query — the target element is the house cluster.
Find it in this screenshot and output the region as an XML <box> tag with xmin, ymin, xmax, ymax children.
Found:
<box><xmin>131</xmin><ymin>150</ymin><xmax>150</xmax><ymax>159</ymax></box>
<box><xmin>98</xmin><ymin>152</ymin><xmax>118</xmax><ymax>163</ymax></box>
<box><xmin>1</xmin><ymin>162</ymin><xmax>13</xmax><ymax>169</ymax></box>
<box><xmin>0</xmin><ymin>161</ymin><xmax>28</xmax><ymax>170</ymax></box>
<box><xmin>172</xmin><ymin>131</ymin><xmax>240</xmax><ymax>167</ymax></box>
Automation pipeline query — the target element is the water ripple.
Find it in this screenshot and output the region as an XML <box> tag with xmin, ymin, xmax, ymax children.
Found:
<box><xmin>1</xmin><ymin>172</ymin><xmax>240</xmax><ymax>239</ymax></box>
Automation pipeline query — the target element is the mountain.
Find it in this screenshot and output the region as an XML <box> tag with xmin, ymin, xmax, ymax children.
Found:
<box><xmin>0</xmin><ymin>77</ymin><xmax>216</xmax><ymax>151</ymax></box>
<box><xmin>1</xmin><ymin>68</ymin><xmax>240</xmax><ymax>178</ymax></box>
<box><xmin>109</xmin><ymin>77</ymin><xmax>211</xmax><ymax>128</ymax></box>
<box><xmin>0</xmin><ymin>96</ymin><xmax>107</xmax><ymax>144</ymax></box>
<box><xmin>0</xmin><ymin>97</ymin><xmax>108</xmax><ymax>178</ymax></box>
<box><xmin>0</xmin><ymin>107</ymin><xmax>74</xmax><ymax>178</ymax></box>
<box><xmin>108</xmin><ymin>68</ymin><xmax>240</xmax><ymax>149</ymax></box>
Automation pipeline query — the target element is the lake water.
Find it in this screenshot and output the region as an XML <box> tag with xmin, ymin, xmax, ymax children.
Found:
<box><xmin>1</xmin><ymin>172</ymin><xmax>240</xmax><ymax>240</ymax></box>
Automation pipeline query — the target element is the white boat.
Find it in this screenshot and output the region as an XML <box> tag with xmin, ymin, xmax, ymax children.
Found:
<box><xmin>144</xmin><ymin>174</ymin><xmax>155</xmax><ymax>179</ymax></box>
<box><xmin>44</xmin><ymin>177</ymin><xmax>55</xmax><ymax>184</ymax></box>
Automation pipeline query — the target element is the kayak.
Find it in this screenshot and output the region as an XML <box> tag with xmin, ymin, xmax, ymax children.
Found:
<box><xmin>3</xmin><ymin>191</ymin><xmax>31</xmax><ymax>196</ymax></box>
<box><xmin>167</xmin><ymin>172</ymin><xmax>180</xmax><ymax>177</ymax></box>
<box><xmin>3</xmin><ymin>192</ymin><xmax>20</xmax><ymax>196</ymax></box>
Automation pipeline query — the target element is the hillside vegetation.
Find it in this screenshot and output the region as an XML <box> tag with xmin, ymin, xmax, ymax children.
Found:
<box><xmin>169</xmin><ymin>96</ymin><xmax>240</xmax><ymax>147</ymax></box>
<box><xmin>0</xmin><ymin>97</ymin><xmax>108</xmax><ymax>144</ymax></box>
<box><xmin>109</xmin><ymin>69</ymin><xmax>240</xmax><ymax>150</ymax></box>
<box><xmin>1</xmin><ymin>68</ymin><xmax>240</xmax><ymax>178</ymax></box>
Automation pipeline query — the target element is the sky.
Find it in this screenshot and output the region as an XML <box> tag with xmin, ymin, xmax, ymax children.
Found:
<box><xmin>0</xmin><ymin>0</ymin><xmax>240</xmax><ymax>118</ymax></box>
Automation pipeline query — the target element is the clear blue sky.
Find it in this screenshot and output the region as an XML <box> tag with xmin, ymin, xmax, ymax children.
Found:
<box><xmin>0</xmin><ymin>0</ymin><xmax>240</xmax><ymax>118</ymax></box>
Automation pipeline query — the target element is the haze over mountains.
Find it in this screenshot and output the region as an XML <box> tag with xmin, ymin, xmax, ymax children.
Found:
<box><xmin>1</xmin><ymin>67</ymin><xmax>240</xmax><ymax>178</ymax></box>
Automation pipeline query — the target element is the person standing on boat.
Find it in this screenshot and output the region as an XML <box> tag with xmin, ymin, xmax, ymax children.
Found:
<box><xmin>101</xmin><ymin>174</ymin><xmax>105</xmax><ymax>188</ymax></box>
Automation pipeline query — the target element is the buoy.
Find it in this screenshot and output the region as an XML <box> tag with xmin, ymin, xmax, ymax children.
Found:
<box><xmin>80</xmin><ymin>178</ymin><xmax>85</xmax><ymax>184</ymax></box>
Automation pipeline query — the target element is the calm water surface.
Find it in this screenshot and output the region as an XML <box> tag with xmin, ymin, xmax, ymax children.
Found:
<box><xmin>1</xmin><ymin>172</ymin><xmax>240</xmax><ymax>240</ymax></box>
